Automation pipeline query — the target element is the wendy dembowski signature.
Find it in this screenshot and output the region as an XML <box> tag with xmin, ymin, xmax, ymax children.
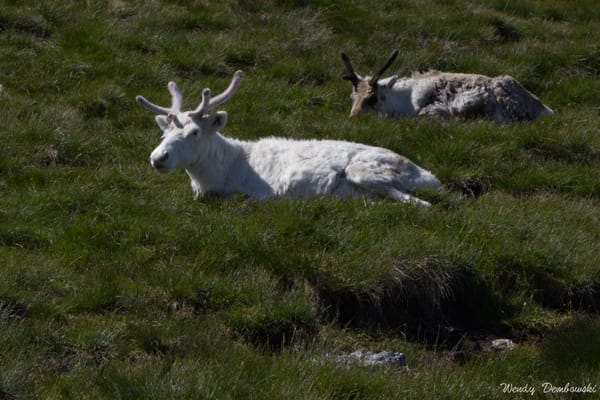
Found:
<box><xmin>500</xmin><ymin>382</ymin><xmax>597</xmax><ymax>396</ymax></box>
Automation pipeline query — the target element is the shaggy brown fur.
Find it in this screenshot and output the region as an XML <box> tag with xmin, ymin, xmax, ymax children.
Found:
<box><xmin>414</xmin><ymin>71</ymin><xmax>549</xmax><ymax>121</ymax></box>
<box><xmin>341</xmin><ymin>51</ymin><xmax>553</xmax><ymax>122</ymax></box>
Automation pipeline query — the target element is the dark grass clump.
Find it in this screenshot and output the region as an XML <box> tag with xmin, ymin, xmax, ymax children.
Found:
<box><xmin>489</xmin><ymin>17</ymin><xmax>521</xmax><ymax>42</ymax></box>
<box><xmin>318</xmin><ymin>257</ymin><xmax>509</xmax><ymax>347</ymax></box>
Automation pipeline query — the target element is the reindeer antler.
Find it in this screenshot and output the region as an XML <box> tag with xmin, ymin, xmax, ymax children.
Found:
<box><xmin>340</xmin><ymin>52</ymin><xmax>360</xmax><ymax>86</ymax></box>
<box><xmin>370</xmin><ymin>50</ymin><xmax>399</xmax><ymax>84</ymax></box>
<box><xmin>136</xmin><ymin>81</ymin><xmax>183</xmax><ymax>116</ymax></box>
<box><xmin>136</xmin><ymin>70</ymin><xmax>244</xmax><ymax>122</ymax></box>
<box><xmin>189</xmin><ymin>88</ymin><xmax>212</xmax><ymax>119</ymax></box>
<box><xmin>167</xmin><ymin>81</ymin><xmax>183</xmax><ymax>113</ymax></box>
<box><xmin>189</xmin><ymin>70</ymin><xmax>244</xmax><ymax>119</ymax></box>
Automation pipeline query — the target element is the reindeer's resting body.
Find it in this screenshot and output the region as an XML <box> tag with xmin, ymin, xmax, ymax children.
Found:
<box><xmin>136</xmin><ymin>71</ymin><xmax>440</xmax><ymax>206</ymax></box>
<box><xmin>342</xmin><ymin>51</ymin><xmax>554</xmax><ymax>122</ymax></box>
<box><xmin>177</xmin><ymin>134</ymin><xmax>439</xmax><ymax>206</ymax></box>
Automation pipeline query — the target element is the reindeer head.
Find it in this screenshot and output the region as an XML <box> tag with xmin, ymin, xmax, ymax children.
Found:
<box><xmin>340</xmin><ymin>50</ymin><xmax>399</xmax><ymax>118</ymax></box>
<box><xmin>136</xmin><ymin>70</ymin><xmax>244</xmax><ymax>172</ymax></box>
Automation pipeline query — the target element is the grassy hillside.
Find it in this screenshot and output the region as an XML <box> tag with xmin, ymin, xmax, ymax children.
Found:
<box><xmin>1</xmin><ymin>0</ymin><xmax>600</xmax><ymax>398</ymax></box>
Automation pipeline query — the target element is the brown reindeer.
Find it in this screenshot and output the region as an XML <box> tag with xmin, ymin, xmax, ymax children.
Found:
<box><xmin>341</xmin><ymin>50</ymin><xmax>554</xmax><ymax>122</ymax></box>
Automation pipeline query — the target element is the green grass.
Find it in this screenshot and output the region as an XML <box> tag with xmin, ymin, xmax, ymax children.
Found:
<box><xmin>2</xmin><ymin>0</ymin><xmax>600</xmax><ymax>398</ymax></box>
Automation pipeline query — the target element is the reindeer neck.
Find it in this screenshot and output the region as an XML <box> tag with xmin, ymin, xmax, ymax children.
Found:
<box><xmin>186</xmin><ymin>132</ymin><xmax>247</xmax><ymax>197</ymax></box>
<box><xmin>377</xmin><ymin>78</ymin><xmax>419</xmax><ymax>116</ymax></box>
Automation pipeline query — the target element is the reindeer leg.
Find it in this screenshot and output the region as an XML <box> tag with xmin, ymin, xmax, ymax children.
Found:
<box><xmin>344</xmin><ymin>161</ymin><xmax>432</xmax><ymax>207</ymax></box>
<box><xmin>418</xmin><ymin>103</ymin><xmax>452</xmax><ymax>118</ymax></box>
<box><xmin>387</xmin><ymin>188</ymin><xmax>432</xmax><ymax>207</ymax></box>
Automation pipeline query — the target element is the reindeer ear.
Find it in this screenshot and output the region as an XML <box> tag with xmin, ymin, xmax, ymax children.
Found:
<box><xmin>202</xmin><ymin>111</ymin><xmax>228</xmax><ymax>133</ymax></box>
<box><xmin>155</xmin><ymin>115</ymin><xmax>171</xmax><ymax>132</ymax></box>
<box><xmin>342</xmin><ymin>73</ymin><xmax>360</xmax><ymax>87</ymax></box>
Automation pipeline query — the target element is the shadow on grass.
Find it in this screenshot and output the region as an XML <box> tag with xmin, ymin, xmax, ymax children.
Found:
<box><xmin>315</xmin><ymin>256</ymin><xmax>600</xmax><ymax>351</ymax></box>
<box><xmin>317</xmin><ymin>258</ymin><xmax>512</xmax><ymax>348</ymax></box>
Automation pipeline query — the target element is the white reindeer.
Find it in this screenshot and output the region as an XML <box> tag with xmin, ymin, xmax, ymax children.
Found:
<box><xmin>341</xmin><ymin>50</ymin><xmax>554</xmax><ymax>122</ymax></box>
<box><xmin>135</xmin><ymin>71</ymin><xmax>441</xmax><ymax>206</ymax></box>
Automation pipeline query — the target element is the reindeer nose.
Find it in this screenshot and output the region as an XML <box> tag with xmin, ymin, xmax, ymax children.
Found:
<box><xmin>156</xmin><ymin>151</ymin><xmax>169</xmax><ymax>163</ymax></box>
<box><xmin>150</xmin><ymin>151</ymin><xmax>169</xmax><ymax>168</ymax></box>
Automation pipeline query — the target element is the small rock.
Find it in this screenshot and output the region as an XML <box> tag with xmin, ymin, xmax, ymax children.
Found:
<box><xmin>490</xmin><ymin>338</ymin><xmax>516</xmax><ymax>351</ymax></box>
<box><xmin>336</xmin><ymin>349</ymin><xmax>407</xmax><ymax>368</ymax></box>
